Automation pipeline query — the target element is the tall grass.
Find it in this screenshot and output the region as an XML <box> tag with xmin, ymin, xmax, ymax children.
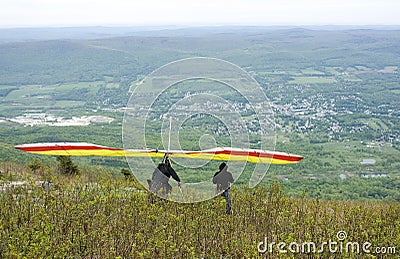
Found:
<box><xmin>0</xmin><ymin>164</ymin><xmax>399</xmax><ymax>258</ymax></box>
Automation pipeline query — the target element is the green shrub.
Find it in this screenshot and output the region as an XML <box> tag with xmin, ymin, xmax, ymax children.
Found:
<box><xmin>56</xmin><ymin>156</ymin><xmax>79</xmax><ymax>175</ymax></box>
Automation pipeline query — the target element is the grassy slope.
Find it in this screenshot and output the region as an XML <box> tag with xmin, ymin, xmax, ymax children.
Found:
<box><xmin>0</xmin><ymin>164</ymin><xmax>399</xmax><ymax>258</ymax></box>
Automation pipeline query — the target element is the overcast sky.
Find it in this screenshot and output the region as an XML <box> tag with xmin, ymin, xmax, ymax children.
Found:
<box><xmin>1</xmin><ymin>0</ymin><xmax>400</xmax><ymax>28</ymax></box>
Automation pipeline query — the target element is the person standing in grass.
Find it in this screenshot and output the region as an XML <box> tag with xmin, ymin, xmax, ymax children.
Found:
<box><xmin>148</xmin><ymin>156</ymin><xmax>181</xmax><ymax>200</ymax></box>
<box><xmin>213</xmin><ymin>162</ymin><xmax>234</xmax><ymax>214</ymax></box>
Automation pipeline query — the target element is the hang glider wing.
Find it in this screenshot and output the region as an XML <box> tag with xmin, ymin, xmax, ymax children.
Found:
<box><xmin>15</xmin><ymin>142</ymin><xmax>303</xmax><ymax>165</ymax></box>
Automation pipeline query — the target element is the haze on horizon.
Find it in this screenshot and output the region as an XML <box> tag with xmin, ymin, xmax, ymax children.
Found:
<box><xmin>1</xmin><ymin>0</ymin><xmax>400</xmax><ymax>28</ymax></box>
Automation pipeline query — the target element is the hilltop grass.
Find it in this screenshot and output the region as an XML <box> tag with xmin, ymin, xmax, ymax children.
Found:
<box><xmin>0</xmin><ymin>164</ymin><xmax>399</xmax><ymax>258</ymax></box>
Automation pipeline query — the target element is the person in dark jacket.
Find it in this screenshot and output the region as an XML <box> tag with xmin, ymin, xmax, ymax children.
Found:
<box><xmin>148</xmin><ymin>156</ymin><xmax>181</xmax><ymax>198</ymax></box>
<box><xmin>213</xmin><ymin>162</ymin><xmax>234</xmax><ymax>214</ymax></box>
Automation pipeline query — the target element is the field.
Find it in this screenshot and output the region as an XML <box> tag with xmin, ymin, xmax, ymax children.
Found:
<box><xmin>289</xmin><ymin>76</ymin><xmax>337</xmax><ymax>84</ymax></box>
<box><xmin>0</xmin><ymin>164</ymin><xmax>399</xmax><ymax>258</ymax></box>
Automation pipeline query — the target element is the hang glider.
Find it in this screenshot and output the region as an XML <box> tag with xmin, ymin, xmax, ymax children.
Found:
<box><xmin>15</xmin><ymin>142</ymin><xmax>303</xmax><ymax>165</ymax></box>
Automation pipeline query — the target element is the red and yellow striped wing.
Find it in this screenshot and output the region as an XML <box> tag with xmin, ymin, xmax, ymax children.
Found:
<box><xmin>15</xmin><ymin>142</ymin><xmax>303</xmax><ymax>165</ymax></box>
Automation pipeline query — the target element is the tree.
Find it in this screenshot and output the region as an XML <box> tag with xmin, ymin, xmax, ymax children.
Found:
<box><xmin>121</xmin><ymin>168</ymin><xmax>135</xmax><ymax>181</ymax></box>
<box><xmin>56</xmin><ymin>156</ymin><xmax>79</xmax><ymax>175</ymax></box>
<box><xmin>28</xmin><ymin>158</ymin><xmax>43</xmax><ymax>173</ymax></box>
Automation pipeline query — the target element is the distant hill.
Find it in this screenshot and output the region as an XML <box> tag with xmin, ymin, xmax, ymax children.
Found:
<box><xmin>1</xmin><ymin>25</ymin><xmax>400</xmax><ymax>43</ymax></box>
<box><xmin>1</xmin><ymin>27</ymin><xmax>400</xmax><ymax>85</ymax></box>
